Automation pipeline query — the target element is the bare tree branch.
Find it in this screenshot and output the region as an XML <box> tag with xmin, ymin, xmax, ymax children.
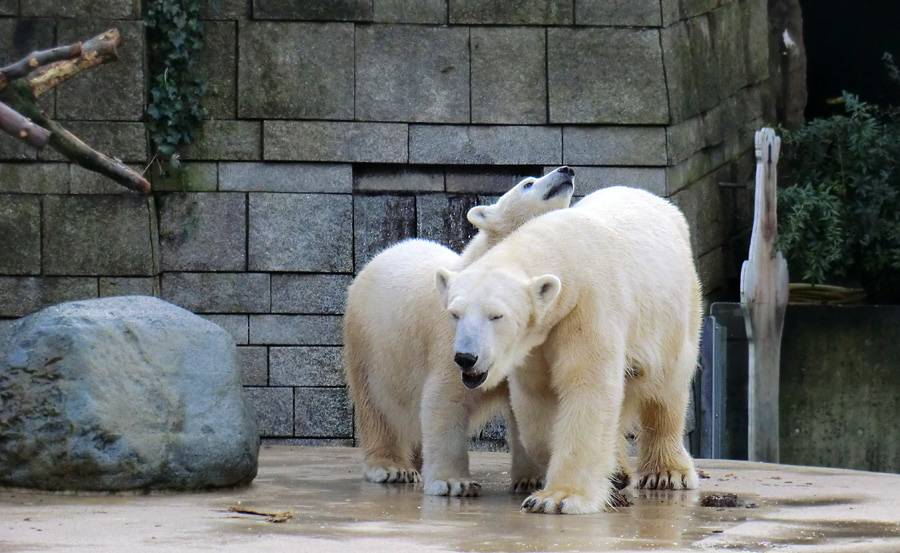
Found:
<box><xmin>28</xmin><ymin>29</ymin><xmax>121</xmax><ymax>98</ymax></box>
<box><xmin>0</xmin><ymin>43</ymin><xmax>83</xmax><ymax>91</ymax></box>
<box><xmin>0</xmin><ymin>28</ymin><xmax>147</xmax><ymax>194</ymax></box>
<box><xmin>0</xmin><ymin>101</ymin><xmax>50</xmax><ymax>149</ymax></box>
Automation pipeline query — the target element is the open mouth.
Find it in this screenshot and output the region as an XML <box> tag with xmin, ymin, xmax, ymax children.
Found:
<box><xmin>543</xmin><ymin>180</ymin><xmax>573</xmax><ymax>200</ymax></box>
<box><xmin>461</xmin><ymin>370</ymin><xmax>488</xmax><ymax>389</ymax></box>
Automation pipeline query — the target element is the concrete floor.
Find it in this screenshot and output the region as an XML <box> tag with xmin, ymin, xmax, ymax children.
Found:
<box><xmin>2</xmin><ymin>446</ymin><xmax>900</xmax><ymax>552</ymax></box>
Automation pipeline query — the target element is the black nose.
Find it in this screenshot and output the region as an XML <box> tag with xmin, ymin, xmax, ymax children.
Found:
<box><xmin>454</xmin><ymin>352</ymin><xmax>478</xmax><ymax>370</ymax></box>
<box><xmin>557</xmin><ymin>166</ymin><xmax>574</xmax><ymax>177</ymax></box>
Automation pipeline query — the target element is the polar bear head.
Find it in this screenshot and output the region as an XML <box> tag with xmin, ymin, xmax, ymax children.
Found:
<box><xmin>466</xmin><ymin>166</ymin><xmax>575</xmax><ymax>237</ymax></box>
<box><xmin>434</xmin><ymin>266</ymin><xmax>561</xmax><ymax>390</ymax></box>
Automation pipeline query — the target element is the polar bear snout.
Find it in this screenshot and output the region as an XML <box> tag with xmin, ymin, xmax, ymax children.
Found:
<box><xmin>454</xmin><ymin>352</ymin><xmax>478</xmax><ymax>369</ymax></box>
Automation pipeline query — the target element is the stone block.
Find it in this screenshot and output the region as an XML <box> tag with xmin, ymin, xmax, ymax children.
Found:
<box><xmin>353</xmin><ymin>195</ymin><xmax>416</xmax><ymax>271</ymax></box>
<box><xmin>0</xmin><ymin>0</ymin><xmax>16</xmax><ymax>15</ymax></box>
<box><xmin>244</xmin><ymin>387</ymin><xmax>293</xmax><ymax>437</ymax></box>
<box><xmin>665</xmin><ymin>144</ymin><xmax>725</xmax><ymax>195</ymax></box>
<box><xmin>660</xmin><ymin>0</ymin><xmax>719</xmax><ymax>25</ymax></box>
<box><xmin>373</xmin><ymin>0</ymin><xmax>447</xmax><ymax>23</ymax></box>
<box><xmin>220</xmin><ymin>163</ymin><xmax>351</xmax><ymax>193</ymax></box>
<box><xmin>238</xmin><ymin>22</ymin><xmax>353</xmax><ymax>119</ymax></box>
<box><xmin>575</xmin><ymin>0</ymin><xmax>661</xmax><ymax>26</ymax></box>
<box><xmin>56</xmin><ymin>20</ymin><xmax>144</xmax><ymax>121</ymax></box>
<box><xmin>158</xmin><ymin>193</ymin><xmax>246</xmax><ymax>271</ymax></box>
<box><xmin>43</xmin><ymin>195</ymin><xmax>159</xmax><ymax>276</ymax></box>
<box><xmin>202</xmin><ymin>0</ymin><xmax>249</xmax><ymax>19</ymax></box>
<box><xmin>697</xmin><ymin>246</ymin><xmax>725</xmax><ymax>295</ymax></box>
<box><xmin>98</xmin><ymin>277</ymin><xmax>160</xmax><ymax>298</ymax></box>
<box><xmin>161</xmin><ymin>273</ymin><xmax>270</xmax><ymax>314</ymax></box>
<box><xmin>238</xmin><ymin>346</ymin><xmax>268</xmax><ymax>386</ymax></box>
<box><xmin>666</xmin><ymin>116</ymin><xmax>706</xmax><ymax>166</ymax></box>
<box><xmin>353</xmin><ymin>166</ymin><xmax>443</xmax><ymax>193</ymax></box>
<box><xmin>471</xmin><ymin>27</ymin><xmax>546</xmax><ymax>125</ymax></box>
<box><xmin>269</xmin><ymin>347</ymin><xmax>344</xmax><ymax>386</ymax></box>
<box><xmin>669</xmin><ymin>166</ymin><xmax>728</xmax><ymax>256</ymax></box>
<box><xmin>661</xmin><ymin>15</ymin><xmax>720</xmax><ymax>123</ymax></box>
<box><xmin>181</xmin><ymin>121</ymin><xmax>261</xmax><ymax>161</ymax></box>
<box><xmin>449</xmin><ymin>0</ymin><xmax>572</xmax><ymax>24</ymax></box>
<box><xmin>548</xmin><ymin>28</ymin><xmax>668</xmax><ymax>124</ymax></box>
<box><xmin>249</xmin><ymin>193</ymin><xmax>352</xmax><ymax>272</ymax></box>
<box><xmin>0</xmin><ymin>296</ymin><xmax>259</xmax><ymax>491</ymax></box>
<box><xmin>21</xmin><ymin>0</ymin><xmax>135</xmax><ymax>17</ymax></box>
<box><xmin>271</xmin><ymin>274</ymin><xmax>353</xmax><ymax>314</ymax></box>
<box><xmin>149</xmin><ymin>163</ymin><xmax>218</xmax><ymax>193</ymax></box>
<box><xmin>39</xmin><ymin>122</ymin><xmax>147</xmax><ymax>163</ymax></box>
<box><xmin>416</xmin><ymin>194</ymin><xmax>479</xmax><ymax>254</ymax></box>
<box><xmin>0</xmin><ymin>17</ymin><xmax>56</xmax><ymax>66</ymax></box>
<box><xmin>248</xmin><ymin>315</ymin><xmax>343</xmax><ymax>345</ymax></box>
<box><xmin>294</xmin><ymin>387</ymin><xmax>352</xmax><ymax>438</ymax></box>
<box><xmin>356</xmin><ymin>26</ymin><xmax>469</xmax><ymax>123</ymax></box>
<box><xmin>563</xmin><ymin>126</ymin><xmax>667</xmax><ymax>166</ymax></box>
<box><xmin>410</xmin><ymin>125</ymin><xmax>561</xmax><ymax>165</ymax></box>
<box><xmin>0</xmin><ymin>195</ymin><xmax>40</xmax><ymax>275</ymax></box>
<box><xmin>264</xmin><ymin>438</ymin><xmax>353</xmax><ymax>447</ymax></box>
<box><xmin>202</xmin><ymin>314</ymin><xmax>249</xmax><ymax>345</ymax></box>
<box><xmin>562</xmin><ymin>166</ymin><xmax>668</xmax><ymax>196</ymax></box>
<box><xmin>70</xmin><ymin>164</ymin><xmax>147</xmax><ymax>194</ymax></box>
<box><xmin>0</xmin><ymin>135</ymin><xmax>37</xmax><ymax>161</ymax></box>
<box><xmin>711</xmin><ymin>2</ymin><xmax>748</xmax><ymax>97</ymax></box>
<box><xmin>445</xmin><ymin>167</ymin><xmax>542</xmax><ymax>194</ymax></box>
<box><xmin>253</xmin><ymin>0</ymin><xmax>373</xmax><ymax>20</ymax></box>
<box><xmin>264</xmin><ymin>121</ymin><xmax>408</xmax><ymax>163</ymax></box>
<box><xmin>197</xmin><ymin>21</ymin><xmax>237</xmax><ymax>119</ymax></box>
<box><xmin>742</xmin><ymin>0</ymin><xmax>768</xmax><ymax>84</ymax></box>
<box><xmin>0</xmin><ymin>276</ymin><xmax>98</xmax><ymax>318</ymax></box>
<box><xmin>0</xmin><ymin>163</ymin><xmax>65</xmax><ymax>194</ymax></box>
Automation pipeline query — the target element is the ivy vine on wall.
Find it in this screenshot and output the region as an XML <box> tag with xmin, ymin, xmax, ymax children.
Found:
<box><xmin>145</xmin><ymin>0</ymin><xmax>207</xmax><ymax>165</ymax></box>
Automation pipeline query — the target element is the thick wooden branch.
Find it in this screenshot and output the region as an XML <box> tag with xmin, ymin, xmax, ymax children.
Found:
<box><xmin>36</xmin><ymin>114</ymin><xmax>150</xmax><ymax>194</ymax></box>
<box><xmin>0</xmin><ymin>43</ymin><xmax>83</xmax><ymax>91</ymax></box>
<box><xmin>0</xmin><ymin>101</ymin><xmax>50</xmax><ymax>149</ymax></box>
<box><xmin>0</xmin><ymin>28</ymin><xmax>147</xmax><ymax>194</ymax></box>
<box><xmin>27</xmin><ymin>29</ymin><xmax>121</xmax><ymax>98</ymax></box>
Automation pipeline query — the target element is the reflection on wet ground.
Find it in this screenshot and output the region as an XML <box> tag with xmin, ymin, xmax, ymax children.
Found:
<box><xmin>2</xmin><ymin>447</ymin><xmax>900</xmax><ymax>553</ymax></box>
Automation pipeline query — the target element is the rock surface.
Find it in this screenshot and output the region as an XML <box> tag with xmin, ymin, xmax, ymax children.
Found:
<box><xmin>0</xmin><ymin>296</ymin><xmax>259</xmax><ymax>491</ymax></box>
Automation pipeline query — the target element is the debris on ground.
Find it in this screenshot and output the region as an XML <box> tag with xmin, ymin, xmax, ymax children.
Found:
<box><xmin>700</xmin><ymin>493</ymin><xmax>740</xmax><ymax>508</ymax></box>
<box><xmin>697</xmin><ymin>470</ymin><xmax>711</xmax><ymax>479</ymax></box>
<box><xmin>227</xmin><ymin>506</ymin><xmax>293</xmax><ymax>523</ymax></box>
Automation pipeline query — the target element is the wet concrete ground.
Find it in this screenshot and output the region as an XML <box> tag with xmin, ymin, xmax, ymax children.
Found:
<box><xmin>2</xmin><ymin>446</ymin><xmax>900</xmax><ymax>552</ymax></box>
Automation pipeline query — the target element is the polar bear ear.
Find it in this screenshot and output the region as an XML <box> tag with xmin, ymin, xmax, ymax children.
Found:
<box><xmin>435</xmin><ymin>267</ymin><xmax>457</xmax><ymax>306</ymax></box>
<box><xmin>467</xmin><ymin>205</ymin><xmax>496</xmax><ymax>230</ymax></box>
<box><xmin>529</xmin><ymin>274</ymin><xmax>561</xmax><ymax>319</ymax></box>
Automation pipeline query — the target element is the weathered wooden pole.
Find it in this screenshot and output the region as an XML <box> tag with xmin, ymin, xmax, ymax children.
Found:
<box><xmin>740</xmin><ymin>127</ymin><xmax>789</xmax><ymax>463</ymax></box>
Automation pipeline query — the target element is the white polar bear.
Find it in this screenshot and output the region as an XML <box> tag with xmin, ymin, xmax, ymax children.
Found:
<box><xmin>343</xmin><ymin>167</ymin><xmax>576</xmax><ymax>492</ymax></box>
<box><xmin>434</xmin><ymin>186</ymin><xmax>702</xmax><ymax>514</ymax></box>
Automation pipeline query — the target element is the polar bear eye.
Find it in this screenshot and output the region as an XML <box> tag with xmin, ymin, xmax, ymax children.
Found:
<box><xmin>522</xmin><ymin>179</ymin><xmax>534</xmax><ymax>189</ymax></box>
<box><xmin>450</xmin><ymin>312</ymin><xmax>460</xmax><ymax>320</ymax></box>
<box><xmin>489</xmin><ymin>314</ymin><xmax>504</xmax><ymax>321</ymax></box>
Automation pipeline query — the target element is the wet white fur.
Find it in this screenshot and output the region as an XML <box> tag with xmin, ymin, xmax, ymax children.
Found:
<box><xmin>344</xmin><ymin>171</ymin><xmax>573</xmax><ymax>492</ymax></box>
<box><xmin>435</xmin><ymin>186</ymin><xmax>702</xmax><ymax>514</ymax></box>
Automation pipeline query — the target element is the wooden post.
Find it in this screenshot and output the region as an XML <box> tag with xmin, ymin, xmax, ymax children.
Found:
<box><xmin>740</xmin><ymin>127</ymin><xmax>790</xmax><ymax>463</ymax></box>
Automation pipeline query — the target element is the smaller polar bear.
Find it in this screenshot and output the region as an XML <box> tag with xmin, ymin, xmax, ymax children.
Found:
<box><xmin>344</xmin><ymin>167</ymin><xmax>576</xmax><ymax>491</ymax></box>
<box><xmin>434</xmin><ymin>186</ymin><xmax>702</xmax><ymax>514</ymax></box>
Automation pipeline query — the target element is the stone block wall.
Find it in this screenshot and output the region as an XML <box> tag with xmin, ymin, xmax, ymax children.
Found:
<box><xmin>0</xmin><ymin>0</ymin><xmax>771</xmax><ymax>445</ymax></box>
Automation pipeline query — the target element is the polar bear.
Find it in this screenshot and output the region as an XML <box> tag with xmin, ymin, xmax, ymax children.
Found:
<box><xmin>343</xmin><ymin>167</ymin><xmax>576</xmax><ymax>491</ymax></box>
<box><xmin>434</xmin><ymin>186</ymin><xmax>702</xmax><ymax>514</ymax></box>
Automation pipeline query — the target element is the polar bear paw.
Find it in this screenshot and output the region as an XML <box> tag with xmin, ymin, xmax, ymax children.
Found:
<box><xmin>424</xmin><ymin>478</ymin><xmax>482</xmax><ymax>497</ymax></box>
<box><xmin>510</xmin><ymin>475</ymin><xmax>544</xmax><ymax>494</ymax></box>
<box><xmin>636</xmin><ymin>468</ymin><xmax>699</xmax><ymax>490</ymax></box>
<box><xmin>521</xmin><ymin>487</ymin><xmax>628</xmax><ymax>514</ymax></box>
<box><xmin>364</xmin><ymin>464</ymin><xmax>421</xmax><ymax>484</ymax></box>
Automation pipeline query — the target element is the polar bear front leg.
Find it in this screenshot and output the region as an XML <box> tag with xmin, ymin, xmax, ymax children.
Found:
<box><xmin>505</xmin><ymin>403</ymin><xmax>545</xmax><ymax>493</ymax></box>
<box><xmin>420</xmin><ymin>369</ymin><xmax>481</xmax><ymax>497</ymax></box>
<box><xmin>522</xmin><ymin>351</ymin><xmax>627</xmax><ymax>515</ymax></box>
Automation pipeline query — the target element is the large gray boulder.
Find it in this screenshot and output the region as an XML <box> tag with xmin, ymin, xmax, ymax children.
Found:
<box><xmin>0</xmin><ymin>296</ymin><xmax>259</xmax><ymax>491</ymax></box>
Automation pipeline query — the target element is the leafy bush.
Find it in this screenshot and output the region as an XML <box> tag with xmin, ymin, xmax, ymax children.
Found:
<box><xmin>145</xmin><ymin>0</ymin><xmax>207</xmax><ymax>163</ymax></box>
<box><xmin>777</xmin><ymin>91</ymin><xmax>900</xmax><ymax>302</ymax></box>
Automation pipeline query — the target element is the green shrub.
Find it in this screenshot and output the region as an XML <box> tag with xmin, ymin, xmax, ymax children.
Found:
<box><xmin>778</xmin><ymin>92</ymin><xmax>900</xmax><ymax>302</ymax></box>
